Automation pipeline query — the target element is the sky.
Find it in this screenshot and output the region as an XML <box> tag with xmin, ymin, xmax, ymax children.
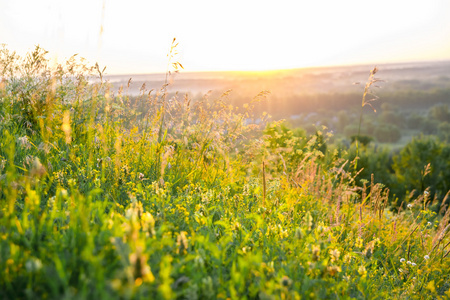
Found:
<box><xmin>1</xmin><ymin>0</ymin><xmax>450</xmax><ymax>74</ymax></box>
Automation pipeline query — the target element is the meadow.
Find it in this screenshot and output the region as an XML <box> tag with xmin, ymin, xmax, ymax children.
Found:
<box><xmin>1</xmin><ymin>45</ymin><xmax>450</xmax><ymax>299</ymax></box>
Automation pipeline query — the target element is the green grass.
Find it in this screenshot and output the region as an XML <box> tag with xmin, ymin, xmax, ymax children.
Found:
<box><xmin>1</xmin><ymin>46</ymin><xmax>450</xmax><ymax>299</ymax></box>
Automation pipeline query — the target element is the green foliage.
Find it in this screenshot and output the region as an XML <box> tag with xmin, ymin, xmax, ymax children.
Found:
<box><xmin>380</xmin><ymin>111</ymin><xmax>405</xmax><ymax>128</ymax></box>
<box><xmin>438</xmin><ymin>122</ymin><xmax>450</xmax><ymax>142</ymax></box>
<box><xmin>374</xmin><ymin>124</ymin><xmax>401</xmax><ymax>143</ymax></box>
<box><xmin>1</xmin><ymin>46</ymin><xmax>450</xmax><ymax>299</ymax></box>
<box><xmin>351</xmin><ymin>135</ymin><xmax>373</xmax><ymax>147</ymax></box>
<box><xmin>344</xmin><ymin>123</ymin><xmax>365</xmax><ymax>137</ymax></box>
<box><xmin>406</xmin><ymin>113</ymin><xmax>424</xmax><ymax>130</ymax></box>
<box><xmin>336</xmin><ymin>110</ymin><xmax>350</xmax><ymax>132</ymax></box>
<box><xmin>343</xmin><ymin>143</ymin><xmax>394</xmax><ymax>189</ymax></box>
<box><xmin>392</xmin><ymin>135</ymin><xmax>450</xmax><ymax>205</ymax></box>
<box><xmin>421</xmin><ymin>118</ymin><xmax>439</xmax><ymax>135</ymax></box>
<box><xmin>429</xmin><ymin>104</ymin><xmax>450</xmax><ymax>123</ymax></box>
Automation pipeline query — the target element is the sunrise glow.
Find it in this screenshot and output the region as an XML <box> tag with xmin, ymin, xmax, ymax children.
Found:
<box><xmin>1</xmin><ymin>0</ymin><xmax>450</xmax><ymax>74</ymax></box>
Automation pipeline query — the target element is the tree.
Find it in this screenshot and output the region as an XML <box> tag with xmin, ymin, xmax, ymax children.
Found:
<box><xmin>438</xmin><ymin>122</ymin><xmax>450</xmax><ymax>142</ymax></box>
<box><xmin>392</xmin><ymin>135</ymin><xmax>450</xmax><ymax>207</ymax></box>
<box><xmin>351</xmin><ymin>135</ymin><xmax>373</xmax><ymax>146</ymax></box>
<box><xmin>380</xmin><ymin>111</ymin><xmax>405</xmax><ymax>128</ymax></box>
<box><xmin>374</xmin><ymin>124</ymin><xmax>401</xmax><ymax>143</ymax></box>
<box><xmin>429</xmin><ymin>104</ymin><xmax>450</xmax><ymax>123</ymax></box>
<box><xmin>344</xmin><ymin>143</ymin><xmax>394</xmax><ymax>188</ymax></box>
<box><xmin>406</xmin><ymin>114</ymin><xmax>424</xmax><ymax>130</ymax></box>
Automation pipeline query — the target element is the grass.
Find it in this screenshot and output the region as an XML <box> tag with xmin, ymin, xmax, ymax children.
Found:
<box><xmin>1</xmin><ymin>45</ymin><xmax>450</xmax><ymax>299</ymax></box>
<box><xmin>354</xmin><ymin>67</ymin><xmax>382</xmax><ymax>171</ymax></box>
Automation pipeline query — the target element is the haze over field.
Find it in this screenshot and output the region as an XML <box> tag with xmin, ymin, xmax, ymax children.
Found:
<box><xmin>103</xmin><ymin>61</ymin><xmax>450</xmax><ymax>96</ymax></box>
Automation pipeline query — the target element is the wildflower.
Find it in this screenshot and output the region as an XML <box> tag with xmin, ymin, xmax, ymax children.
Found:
<box><xmin>407</xmin><ymin>204</ymin><xmax>413</xmax><ymax>209</ymax></box>
<box><xmin>343</xmin><ymin>253</ymin><xmax>352</xmax><ymax>263</ymax></box>
<box><xmin>424</xmin><ymin>255</ymin><xmax>430</xmax><ymax>260</ymax></box>
<box><xmin>427</xmin><ymin>222</ymin><xmax>432</xmax><ymax>226</ymax></box>
<box><xmin>400</xmin><ymin>258</ymin><xmax>406</xmax><ymax>263</ymax></box>
<box><xmin>233</xmin><ymin>222</ymin><xmax>241</xmax><ymax>231</ymax></box>
<box><xmin>407</xmin><ymin>261</ymin><xmax>412</xmax><ymax>265</ymax></box>
<box><xmin>242</xmin><ymin>246</ymin><xmax>250</xmax><ymax>253</ymax></box>
<box><xmin>358</xmin><ymin>265</ymin><xmax>367</xmax><ymax>276</ymax></box>
<box><xmin>25</xmin><ymin>258</ymin><xmax>42</xmax><ymax>273</ymax></box>
<box><xmin>411</xmin><ymin>262</ymin><xmax>416</xmax><ymax>266</ymax></box>
<box><xmin>326</xmin><ymin>265</ymin><xmax>341</xmax><ymax>276</ymax></box>
<box><xmin>329</xmin><ymin>248</ymin><xmax>341</xmax><ymax>262</ymax></box>
<box><xmin>141</xmin><ymin>212</ymin><xmax>155</xmax><ymax>237</ymax></box>
<box><xmin>18</xmin><ymin>136</ymin><xmax>31</xmax><ymax>150</ymax></box>
<box><xmin>139</xmin><ymin>173</ymin><xmax>145</xmax><ymax>180</ymax></box>
<box><xmin>355</xmin><ymin>237</ymin><xmax>363</xmax><ymax>248</ymax></box>
<box><xmin>60</xmin><ymin>189</ymin><xmax>68</xmax><ymax>197</ymax></box>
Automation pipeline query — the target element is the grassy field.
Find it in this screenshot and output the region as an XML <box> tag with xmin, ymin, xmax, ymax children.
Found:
<box><xmin>1</xmin><ymin>46</ymin><xmax>450</xmax><ymax>299</ymax></box>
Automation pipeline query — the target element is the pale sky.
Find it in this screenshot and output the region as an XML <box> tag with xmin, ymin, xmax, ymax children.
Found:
<box><xmin>1</xmin><ymin>0</ymin><xmax>450</xmax><ymax>74</ymax></box>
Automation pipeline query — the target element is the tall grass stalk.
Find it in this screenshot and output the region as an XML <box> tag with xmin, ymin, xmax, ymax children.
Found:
<box><xmin>355</xmin><ymin>66</ymin><xmax>382</xmax><ymax>171</ymax></box>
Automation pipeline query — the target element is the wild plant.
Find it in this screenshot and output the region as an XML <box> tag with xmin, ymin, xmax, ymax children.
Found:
<box><xmin>354</xmin><ymin>67</ymin><xmax>383</xmax><ymax>171</ymax></box>
<box><xmin>1</xmin><ymin>45</ymin><xmax>450</xmax><ymax>299</ymax></box>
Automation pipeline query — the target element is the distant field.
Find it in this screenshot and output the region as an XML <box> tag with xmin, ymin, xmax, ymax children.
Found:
<box><xmin>104</xmin><ymin>60</ymin><xmax>450</xmax><ymax>97</ymax></box>
<box><xmin>103</xmin><ymin>61</ymin><xmax>450</xmax><ymax>149</ymax></box>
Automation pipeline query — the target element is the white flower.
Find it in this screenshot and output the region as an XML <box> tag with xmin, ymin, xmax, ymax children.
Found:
<box><xmin>407</xmin><ymin>204</ymin><xmax>413</xmax><ymax>209</ymax></box>
<box><xmin>424</xmin><ymin>255</ymin><xmax>430</xmax><ymax>260</ymax></box>
<box><xmin>411</xmin><ymin>262</ymin><xmax>416</xmax><ymax>266</ymax></box>
<box><xmin>427</xmin><ymin>222</ymin><xmax>432</xmax><ymax>226</ymax></box>
<box><xmin>25</xmin><ymin>258</ymin><xmax>42</xmax><ymax>273</ymax></box>
<box><xmin>407</xmin><ymin>261</ymin><xmax>412</xmax><ymax>265</ymax></box>
<box><xmin>400</xmin><ymin>258</ymin><xmax>406</xmax><ymax>263</ymax></box>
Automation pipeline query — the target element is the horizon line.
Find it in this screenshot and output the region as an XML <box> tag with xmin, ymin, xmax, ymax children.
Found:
<box><xmin>103</xmin><ymin>58</ymin><xmax>450</xmax><ymax>77</ymax></box>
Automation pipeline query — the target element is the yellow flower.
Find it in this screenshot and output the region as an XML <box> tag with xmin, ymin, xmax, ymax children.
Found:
<box><xmin>343</xmin><ymin>253</ymin><xmax>352</xmax><ymax>263</ymax></box>
<box><xmin>326</xmin><ymin>265</ymin><xmax>341</xmax><ymax>276</ymax></box>
<box><xmin>355</xmin><ymin>237</ymin><xmax>363</xmax><ymax>248</ymax></box>
<box><xmin>358</xmin><ymin>265</ymin><xmax>367</xmax><ymax>276</ymax></box>
<box><xmin>141</xmin><ymin>212</ymin><xmax>156</xmax><ymax>237</ymax></box>
<box><xmin>329</xmin><ymin>248</ymin><xmax>341</xmax><ymax>262</ymax></box>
